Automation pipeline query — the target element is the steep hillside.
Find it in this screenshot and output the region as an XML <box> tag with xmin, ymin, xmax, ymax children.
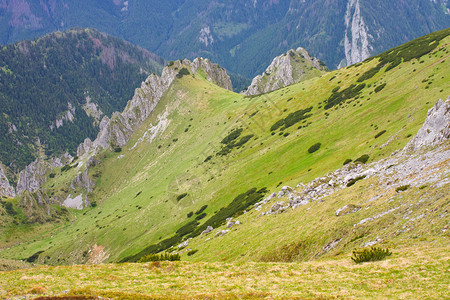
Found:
<box><xmin>0</xmin><ymin>0</ymin><xmax>449</xmax><ymax>78</ymax></box>
<box><xmin>0</xmin><ymin>28</ymin><xmax>164</xmax><ymax>176</ymax></box>
<box><xmin>243</xmin><ymin>47</ymin><xmax>327</xmax><ymax>95</ymax></box>
<box><xmin>0</xmin><ymin>29</ymin><xmax>448</xmax><ymax>267</ymax></box>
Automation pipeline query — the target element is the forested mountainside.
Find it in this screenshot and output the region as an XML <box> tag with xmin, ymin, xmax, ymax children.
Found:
<box><xmin>0</xmin><ymin>28</ymin><xmax>164</xmax><ymax>175</ymax></box>
<box><xmin>0</xmin><ymin>0</ymin><xmax>448</xmax><ymax>79</ymax></box>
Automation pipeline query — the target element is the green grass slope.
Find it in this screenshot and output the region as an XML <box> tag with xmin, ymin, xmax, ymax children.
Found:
<box><xmin>0</xmin><ymin>29</ymin><xmax>449</xmax><ymax>267</ymax></box>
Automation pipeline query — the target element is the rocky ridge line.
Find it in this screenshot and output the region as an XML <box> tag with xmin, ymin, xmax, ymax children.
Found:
<box><xmin>77</xmin><ymin>58</ymin><xmax>232</xmax><ymax>157</ymax></box>
<box><xmin>243</xmin><ymin>47</ymin><xmax>326</xmax><ymax>96</ymax></box>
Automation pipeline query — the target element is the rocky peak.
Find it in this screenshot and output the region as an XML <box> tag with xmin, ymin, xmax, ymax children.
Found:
<box><xmin>403</xmin><ymin>97</ymin><xmax>450</xmax><ymax>152</ymax></box>
<box><xmin>0</xmin><ymin>163</ymin><xmax>15</xmax><ymax>198</ymax></box>
<box><xmin>243</xmin><ymin>47</ymin><xmax>326</xmax><ymax>96</ymax></box>
<box><xmin>77</xmin><ymin>58</ymin><xmax>232</xmax><ymax>157</ymax></box>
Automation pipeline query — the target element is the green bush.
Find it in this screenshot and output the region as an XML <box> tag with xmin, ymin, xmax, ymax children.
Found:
<box><xmin>347</xmin><ymin>175</ymin><xmax>366</xmax><ymax>187</ymax></box>
<box><xmin>195</xmin><ymin>212</ymin><xmax>207</xmax><ymax>220</ymax></box>
<box><xmin>187</xmin><ymin>211</ymin><xmax>193</xmax><ymax>218</ymax></box>
<box><xmin>176</xmin><ymin>193</ymin><xmax>188</xmax><ymax>201</ymax></box>
<box><xmin>3</xmin><ymin>202</ymin><xmax>17</xmax><ymax>215</ymax></box>
<box><xmin>395</xmin><ymin>185</ymin><xmax>410</xmax><ymax>192</ymax></box>
<box><xmin>270</xmin><ymin>107</ymin><xmax>312</xmax><ymax>131</ymax></box>
<box><xmin>343</xmin><ymin>159</ymin><xmax>352</xmax><ymax>165</ymax></box>
<box><xmin>374</xmin><ymin>83</ymin><xmax>386</xmax><ymax>93</ymax></box>
<box><xmin>355</xmin><ymin>154</ymin><xmax>370</xmax><ymax>164</ymax></box>
<box><xmin>114</xmin><ymin>146</ymin><xmax>122</xmax><ymax>152</ymax></box>
<box><xmin>325</xmin><ymin>83</ymin><xmax>365</xmax><ymax>109</ymax></box>
<box><xmin>374</xmin><ymin>130</ymin><xmax>386</xmax><ymax>138</ymax></box>
<box><xmin>308</xmin><ymin>143</ymin><xmax>321</xmax><ymax>153</ymax></box>
<box><xmin>176</xmin><ymin>220</ymin><xmax>199</xmax><ymax>237</ymax></box>
<box><xmin>138</xmin><ymin>253</ymin><xmax>180</xmax><ymax>263</ymax></box>
<box><xmin>221</xmin><ymin>128</ymin><xmax>243</xmax><ymax>144</ymax></box>
<box><xmin>176</xmin><ymin>67</ymin><xmax>190</xmax><ymax>78</ymax></box>
<box><xmin>351</xmin><ymin>247</ymin><xmax>392</xmax><ymax>263</ymax></box>
<box><xmin>195</xmin><ymin>205</ymin><xmax>208</xmax><ymax>215</ymax></box>
<box><xmin>187</xmin><ymin>249</ymin><xmax>198</xmax><ymax>256</ymax></box>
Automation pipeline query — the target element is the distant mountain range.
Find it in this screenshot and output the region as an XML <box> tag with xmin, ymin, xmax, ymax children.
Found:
<box><xmin>0</xmin><ymin>28</ymin><xmax>163</xmax><ymax>173</ymax></box>
<box><xmin>1</xmin><ymin>0</ymin><xmax>449</xmax><ymax>78</ymax></box>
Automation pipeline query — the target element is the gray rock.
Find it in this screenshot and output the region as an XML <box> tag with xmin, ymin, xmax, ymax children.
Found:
<box><xmin>62</xmin><ymin>194</ymin><xmax>86</xmax><ymax>210</ymax></box>
<box><xmin>244</xmin><ymin>47</ymin><xmax>326</xmax><ymax>95</ymax></box>
<box><xmin>216</xmin><ymin>229</ymin><xmax>229</xmax><ymax>237</ymax></box>
<box><xmin>0</xmin><ymin>163</ymin><xmax>15</xmax><ymax>197</ymax></box>
<box><xmin>201</xmin><ymin>226</ymin><xmax>214</xmax><ymax>235</ymax></box>
<box><xmin>404</xmin><ymin>97</ymin><xmax>450</xmax><ymax>152</ymax></box>
<box><xmin>178</xmin><ymin>240</ymin><xmax>189</xmax><ymax>249</ymax></box>
<box><xmin>335</xmin><ymin>204</ymin><xmax>361</xmax><ymax>216</ymax></box>
<box><xmin>226</xmin><ymin>221</ymin><xmax>235</xmax><ymax>228</ymax></box>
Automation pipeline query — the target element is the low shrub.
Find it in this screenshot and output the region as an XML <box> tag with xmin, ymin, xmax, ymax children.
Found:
<box><xmin>355</xmin><ymin>154</ymin><xmax>370</xmax><ymax>164</ymax></box>
<box><xmin>114</xmin><ymin>146</ymin><xmax>122</xmax><ymax>153</ymax></box>
<box><xmin>374</xmin><ymin>130</ymin><xmax>386</xmax><ymax>138</ymax></box>
<box><xmin>195</xmin><ymin>205</ymin><xmax>208</xmax><ymax>215</ymax></box>
<box><xmin>138</xmin><ymin>253</ymin><xmax>180</xmax><ymax>262</ymax></box>
<box><xmin>308</xmin><ymin>143</ymin><xmax>321</xmax><ymax>153</ymax></box>
<box><xmin>347</xmin><ymin>175</ymin><xmax>366</xmax><ymax>187</ymax></box>
<box><xmin>395</xmin><ymin>185</ymin><xmax>410</xmax><ymax>192</ymax></box>
<box><xmin>374</xmin><ymin>83</ymin><xmax>386</xmax><ymax>93</ymax></box>
<box><xmin>187</xmin><ymin>211</ymin><xmax>193</xmax><ymax>218</ymax></box>
<box><xmin>343</xmin><ymin>159</ymin><xmax>352</xmax><ymax>165</ymax></box>
<box><xmin>351</xmin><ymin>247</ymin><xmax>392</xmax><ymax>263</ymax></box>
<box><xmin>187</xmin><ymin>249</ymin><xmax>198</xmax><ymax>256</ymax></box>
<box><xmin>176</xmin><ymin>67</ymin><xmax>190</xmax><ymax>79</ymax></box>
<box><xmin>195</xmin><ymin>212</ymin><xmax>207</xmax><ymax>220</ymax></box>
<box><xmin>176</xmin><ymin>220</ymin><xmax>199</xmax><ymax>237</ymax></box>
<box><xmin>270</xmin><ymin>107</ymin><xmax>312</xmax><ymax>131</ymax></box>
<box><xmin>3</xmin><ymin>202</ymin><xmax>17</xmax><ymax>215</ymax></box>
<box><xmin>325</xmin><ymin>83</ymin><xmax>366</xmax><ymax>109</ymax></box>
<box><xmin>176</xmin><ymin>193</ymin><xmax>188</xmax><ymax>201</ymax></box>
<box><xmin>260</xmin><ymin>241</ymin><xmax>310</xmax><ymax>262</ymax></box>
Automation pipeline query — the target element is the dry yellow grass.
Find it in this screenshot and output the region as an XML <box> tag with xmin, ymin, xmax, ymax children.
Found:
<box><xmin>1</xmin><ymin>243</ymin><xmax>448</xmax><ymax>299</ymax></box>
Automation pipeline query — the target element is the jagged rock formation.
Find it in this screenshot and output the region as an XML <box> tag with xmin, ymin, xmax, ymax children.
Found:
<box><xmin>77</xmin><ymin>58</ymin><xmax>232</xmax><ymax>157</ymax></box>
<box><xmin>0</xmin><ymin>163</ymin><xmax>15</xmax><ymax>198</ymax></box>
<box><xmin>243</xmin><ymin>47</ymin><xmax>326</xmax><ymax>96</ymax></box>
<box><xmin>16</xmin><ymin>154</ymin><xmax>72</xmax><ymax>195</ymax></box>
<box><xmin>344</xmin><ymin>0</ymin><xmax>373</xmax><ymax>66</ymax></box>
<box><xmin>404</xmin><ymin>97</ymin><xmax>450</xmax><ymax>151</ymax></box>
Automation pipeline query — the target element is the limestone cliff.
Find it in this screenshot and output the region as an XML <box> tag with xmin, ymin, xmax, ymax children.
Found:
<box><xmin>344</xmin><ymin>0</ymin><xmax>373</xmax><ymax>66</ymax></box>
<box><xmin>16</xmin><ymin>154</ymin><xmax>72</xmax><ymax>195</ymax></box>
<box><xmin>0</xmin><ymin>163</ymin><xmax>15</xmax><ymax>198</ymax></box>
<box><xmin>404</xmin><ymin>97</ymin><xmax>450</xmax><ymax>152</ymax></box>
<box><xmin>243</xmin><ymin>47</ymin><xmax>326</xmax><ymax>96</ymax></box>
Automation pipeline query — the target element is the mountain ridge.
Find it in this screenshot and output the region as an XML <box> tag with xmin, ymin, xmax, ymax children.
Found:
<box><xmin>0</xmin><ymin>0</ymin><xmax>448</xmax><ymax>78</ymax></box>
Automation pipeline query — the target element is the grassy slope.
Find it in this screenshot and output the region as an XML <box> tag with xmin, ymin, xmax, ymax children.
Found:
<box><xmin>0</xmin><ymin>32</ymin><xmax>449</xmax><ymax>267</ymax></box>
<box><xmin>1</xmin><ymin>243</ymin><xmax>448</xmax><ymax>299</ymax></box>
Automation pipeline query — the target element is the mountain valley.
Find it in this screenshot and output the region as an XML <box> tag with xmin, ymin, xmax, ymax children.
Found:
<box><xmin>0</xmin><ymin>17</ymin><xmax>448</xmax><ymax>300</ymax></box>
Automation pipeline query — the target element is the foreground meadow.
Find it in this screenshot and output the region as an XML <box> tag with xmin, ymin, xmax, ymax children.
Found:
<box><xmin>1</xmin><ymin>242</ymin><xmax>448</xmax><ymax>299</ymax></box>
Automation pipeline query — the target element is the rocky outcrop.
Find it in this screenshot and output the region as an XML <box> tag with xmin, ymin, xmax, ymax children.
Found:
<box><xmin>188</xmin><ymin>58</ymin><xmax>232</xmax><ymax>91</ymax></box>
<box><xmin>0</xmin><ymin>164</ymin><xmax>15</xmax><ymax>197</ymax></box>
<box><xmin>77</xmin><ymin>58</ymin><xmax>232</xmax><ymax>157</ymax></box>
<box><xmin>16</xmin><ymin>154</ymin><xmax>72</xmax><ymax>195</ymax></box>
<box><xmin>403</xmin><ymin>97</ymin><xmax>450</xmax><ymax>152</ymax></box>
<box><xmin>244</xmin><ymin>47</ymin><xmax>326</xmax><ymax>96</ymax></box>
<box><xmin>344</xmin><ymin>0</ymin><xmax>373</xmax><ymax>66</ymax></box>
